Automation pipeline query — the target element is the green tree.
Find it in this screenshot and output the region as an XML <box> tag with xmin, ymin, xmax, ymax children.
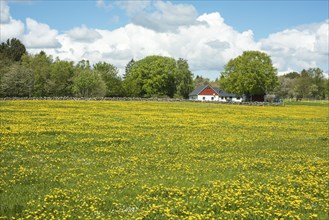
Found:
<box><xmin>307</xmin><ymin>68</ymin><xmax>325</xmax><ymax>99</ymax></box>
<box><xmin>94</xmin><ymin>62</ymin><xmax>124</xmax><ymax>97</ymax></box>
<box><xmin>193</xmin><ymin>75</ymin><xmax>210</xmax><ymax>88</ymax></box>
<box><xmin>21</xmin><ymin>51</ymin><xmax>53</xmax><ymax>97</ymax></box>
<box><xmin>175</xmin><ymin>58</ymin><xmax>194</xmax><ymax>98</ymax></box>
<box><xmin>122</xmin><ymin>59</ymin><xmax>138</xmax><ymax>97</ymax></box>
<box><xmin>76</xmin><ymin>59</ymin><xmax>91</xmax><ymax>70</ymax></box>
<box><xmin>0</xmin><ymin>38</ymin><xmax>26</xmax><ymax>62</ymax></box>
<box><xmin>284</xmin><ymin>71</ymin><xmax>300</xmax><ymax>79</ymax></box>
<box><xmin>47</xmin><ymin>59</ymin><xmax>74</xmax><ymax>96</ymax></box>
<box><xmin>0</xmin><ymin>39</ymin><xmax>26</xmax><ymax>94</ymax></box>
<box><xmin>126</xmin><ymin>55</ymin><xmax>177</xmax><ymax>97</ymax></box>
<box><xmin>275</xmin><ymin>75</ymin><xmax>296</xmax><ymax>99</ymax></box>
<box><xmin>0</xmin><ymin>55</ymin><xmax>14</xmax><ymax>96</ymax></box>
<box><xmin>294</xmin><ymin>70</ymin><xmax>313</xmax><ymax>100</ymax></box>
<box><xmin>72</xmin><ymin>63</ymin><xmax>106</xmax><ymax>97</ymax></box>
<box><xmin>294</xmin><ymin>68</ymin><xmax>325</xmax><ymax>100</ymax></box>
<box><xmin>325</xmin><ymin>79</ymin><xmax>329</xmax><ymax>99</ymax></box>
<box><xmin>0</xmin><ymin>64</ymin><xmax>34</xmax><ymax>97</ymax></box>
<box><xmin>220</xmin><ymin>51</ymin><xmax>278</xmax><ymax>101</ymax></box>
<box><xmin>123</xmin><ymin>59</ymin><xmax>135</xmax><ymax>79</ymax></box>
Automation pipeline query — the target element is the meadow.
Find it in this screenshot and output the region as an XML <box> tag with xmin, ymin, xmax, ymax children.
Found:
<box><xmin>0</xmin><ymin>100</ymin><xmax>328</xmax><ymax>219</ymax></box>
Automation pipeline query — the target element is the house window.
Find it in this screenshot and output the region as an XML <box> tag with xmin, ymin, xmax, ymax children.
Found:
<box><xmin>211</xmin><ymin>97</ymin><xmax>214</xmax><ymax>100</ymax></box>
<box><xmin>203</xmin><ymin>97</ymin><xmax>205</xmax><ymax>100</ymax></box>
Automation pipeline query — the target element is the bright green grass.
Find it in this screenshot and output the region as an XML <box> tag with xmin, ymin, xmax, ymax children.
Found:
<box><xmin>0</xmin><ymin>101</ymin><xmax>328</xmax><ymax>219</ymax></box>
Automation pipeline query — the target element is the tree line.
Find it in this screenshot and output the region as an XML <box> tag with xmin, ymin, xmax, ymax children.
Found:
<box><xmin>275</xmin><ymin>69</ymin><xmax>328</xmax><ymax>100</ymax></box>
<box><xmin>1</xmin><ymin>38</ymin><xmax>328</xmax><ymax>100</ymax></box>
<box><xmin>218</xmin><ymin>51</ymin><xmax>329</xmax><ymax>101</ymax></box>
<box><xmin>0</xmin><ymin>38</ymin><xmax>194</xmax><ymax>98</ymax></box>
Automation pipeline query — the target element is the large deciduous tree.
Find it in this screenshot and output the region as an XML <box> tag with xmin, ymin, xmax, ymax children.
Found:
<box><xmin>47</xmin><ymin>59</ymin><xmax>74</xmax><ymax>96</ymax></box>
<box><xmin>0</xmin><ymin>64</ymin><xmax>34</xmax><ymax>97</ymax></box>
<box><xmin>123</xmin><ymin>59</ymin><xmax>135</xmax><ymax>79</ymax></box>
<box><xmin>220</xmin><ymin>51</ymin><xmax>278</xmax><ymax>101</ymax></box>
<box><xmin>21</xmin><ymin>51</ymin><xmax>53</xmax><ymax>97</ymax></box>
<box><xmin>123</xmin><ymin>56</ymin><xmax>194</xmax><ymax>98</ymax></box>
<box><xmin>124</xmin><ymin>56</ymin><xmax>177</xmax><ymax>98</ymax></box>
<box><xmin>0</xmin><ymin>38</ymin><xmax>26</xmax><ymax>62</ymax></box>
<box><xmin>275</xmin><ymin>75</ymin><xmax>295</xmax><ymax>99</ymax></box>
<box><xmin>294</xmin><ymin>68</ymin><xmax>326</xmax><ymax>100</ymax></box>
<box><xmin>72</xmin><ymin>61</ymin><xmax>106</xmax><ymax>97</ymax></box>
<box><xmin>175</xmin><ymin>58</ymin><xmax>194</xmax><ymax>99</ymax></box>
<box><xmin>94</xmin><ymin>62</ymin><xmax>124</xmax><ymax>97</ymax></box>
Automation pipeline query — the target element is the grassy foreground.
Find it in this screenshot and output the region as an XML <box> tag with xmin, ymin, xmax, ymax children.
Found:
<box><xmin>0</xmin><ymin>100</ymin><xmax>328</xmax><ymax>219</ymax></box>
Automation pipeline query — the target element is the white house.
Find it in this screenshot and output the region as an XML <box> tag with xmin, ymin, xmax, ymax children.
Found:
<box><xmin>189</xmin><ymin>85</ymin><xmax>242</xmax><ymax>102</ymax></box>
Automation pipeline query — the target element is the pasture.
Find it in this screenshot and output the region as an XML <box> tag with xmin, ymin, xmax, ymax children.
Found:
<box><xmin>0</xmin><ymin>100</ymin><xmax>328</xmax><ymax>219</ymax></box>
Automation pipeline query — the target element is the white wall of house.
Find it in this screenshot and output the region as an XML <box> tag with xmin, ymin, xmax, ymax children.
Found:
<box><xmin>232</xmin><ymin>97</ymin><xmax>242</xmax><ymax>102</ymax></box>
<box><xmin>189</xmin><ymin>95</ymin><xmax>243</xmax><ymax>102</ymax></box>
<box><xmin>197</xmin><ymin>95</ymin><xmax>219</xmax><ymax>101</ymax></box>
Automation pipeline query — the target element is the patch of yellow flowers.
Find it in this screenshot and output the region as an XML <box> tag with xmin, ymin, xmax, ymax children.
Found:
<box><xmin>0</xmin><ymin>100</ymin><xmax>328</xmax><ymax>219</ymax></box>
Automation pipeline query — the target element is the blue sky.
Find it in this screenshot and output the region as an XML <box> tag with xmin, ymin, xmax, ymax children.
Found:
<box><xmin>1</xmin><ymin>0</ymin><xmax>329</xmax><ymax>78</ymax></box>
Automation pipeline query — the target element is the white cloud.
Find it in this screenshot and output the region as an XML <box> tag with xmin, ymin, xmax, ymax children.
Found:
<box><xmin>96</xmin><ymin>0</ymin><xmax>112</xmax><ymax>10</ymax></box>
<box><xmin>23</xmin><ymin>18</ymin><xmax>61</xmax><ymax>48</ymax></box>
<box><xmin>0</xmin><ymin>0</ymin><xmax>24</xmax><ymax>42</ymax></box>
<box><xmin>41</xmin><ymin>12</ymin><xmax>259</xmax><ymax>78</ymax></box>
<box><xmin>206</xmin><ymin>40</ymin><xmax>230</xmax><ymax>50</ymax></box>
<box><xmin>116</xmin><ymin>0</ymin><xmax>150</xmax><ymax>16</ymax></box>
<box><xmin>0</xmin><ymin>18</ymin><xmax>24</xmax><ymax>42</ymax></box>
<box><xmin>131</xmin><ymin>1</ymin><xmax>200</xmax><ymax>32</ymax></box>
<box><xmin>66</xmin><ymin>25</ymin><xmax>102</xmax><ymax>43</ymax></box>
<box><xmin>0</xmin><ymin>0</ymin><xmax>10</xmax><ymax>24</ymax></box>
<box><xmin>260</xmin><ymin>20</ymin><xmax>329</xmax><ymax>73</ymax></box>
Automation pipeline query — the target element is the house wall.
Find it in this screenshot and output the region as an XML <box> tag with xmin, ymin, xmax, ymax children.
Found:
<box><xmin>232</xmin><ymin>97</ymin><xmax>242</xmax><ymax>102</ymax></box>
<box><xmin>196</xmin><ymin>95</ymin><xmax>242</xmax><ymax>102</ymax></box>
<box><xmin>197</xmin><ymin>95</ymin><xmax>219</xmax><ymax>101</ymax></box>
<box><xmin>189</xmin><ymin>95</ymin><xmax>198</xmax><ymax>100</ymax></box>
<box><xmin>217</xmin><ymin>96</ymin><xmax>227</xmax><ymax>102</ymax></box>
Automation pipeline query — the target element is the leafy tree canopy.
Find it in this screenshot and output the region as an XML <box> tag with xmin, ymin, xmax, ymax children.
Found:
<box><xmin>94</xmin><ymin>62</ymin><xmax>124</xmax><ymax>97</ymax></box>
<box><xmin>72</xmin><ymin>68</ymin><xmax>106</xmax><ymax>97</ymax></box>
<box><xmin>126</xmin><ymin>55</ymin><xmax>177</xmax><ymax>97</ymax></box>
<box><xmin>0</xmin><ymin>38</ymin><xmax>26</xmax><ymax>62</ymax></box>
<box><xmin>0</xmin><ymin>64</ymin><xmax>34</xmax><ymax>97</ymax></box>
<box><xmin>124</xmin><ymin>56</ymin><xmax>194</xmax><ymax>98</ymax></box>
<box><xmin>175</xmin><ymin>58</ymin><xmax>194</xmax><ymax>99</ymax></box>
<box><xmin>124</xmin><ymin>59</ymin><xmax>135</xmax><ymax>79</ymax></box>
<box><xmin>283</xmin><ymin>72</ymin><xmax>300</xmax><ymax>79</ymax></box>
<box><xmin>220</xmin><ymin>51</ymin><xmax>278</xmax><ymax>98</ymax></box>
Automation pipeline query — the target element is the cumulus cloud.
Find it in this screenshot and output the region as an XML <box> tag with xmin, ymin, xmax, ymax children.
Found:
<box><xmin>96</xmin><ymin>0</ymin><xmax>112</xmax><ymax>10</ymax></box>
<box><xmin>0</xmin><ymin>18</ymin><xmax>24</xmax><ymax>42</ymax></box>
<box><xmin>0</xmin><ymin>0</ymin><xmax>10</xmax><ymax>24</ymax></box>
<box><xmin>116</xmin><ymin>0</ymin><xmax>150</xmax><ymax>16</ymax></box>
<box><xmin>0</xmin><ymin>1</ymin><xmax>24</xmax><ymax>42</ymax></box>
<box><xmin>23</xmin><ymin>18</ymin><xmax>61</xmax><ymax>48</ymax></box>
<box><xmin>260</xmin><ymin>20</ymin><xmax>329</xmax><ymax>73</ymax></box>
<box><xmin>66</xmin><ymin>25</ymin><xmax>102</xmax><ymax>43</ymax></box>
<box><xmin>116</xmin><ymin>0</ymin><xmax>200</xmax><ymax>32</ymax></box>
<box><xmin>205</xmin><ymin>40</ymin><xmax>230</xmax><ymax>50</ymax></box>
<box><xmin>41</xmin><ymin>12</ymin><xmax>259</xmax><ymax>76</ymax></box>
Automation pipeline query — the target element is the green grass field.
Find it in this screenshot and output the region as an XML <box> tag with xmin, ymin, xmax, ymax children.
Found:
<box><xmin>1</xmin><ymin>100</ymin><xmax>328</xmax><ymax>219</ymax></box>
